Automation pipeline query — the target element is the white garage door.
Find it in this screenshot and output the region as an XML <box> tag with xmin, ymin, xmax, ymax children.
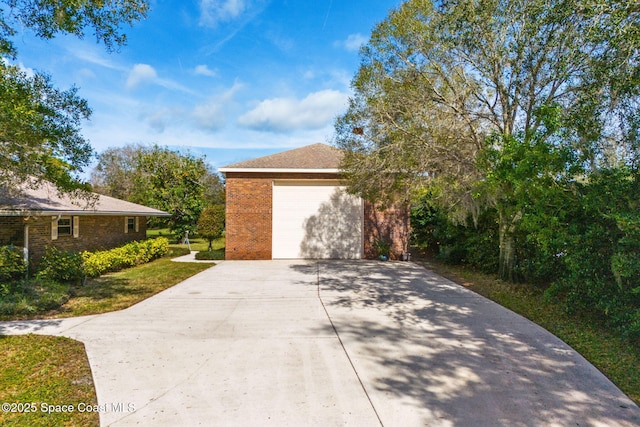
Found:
<box><xmin>272</xmin><ymin>181</ymin><xmax>363</xmax><ymax>259</ymax></box>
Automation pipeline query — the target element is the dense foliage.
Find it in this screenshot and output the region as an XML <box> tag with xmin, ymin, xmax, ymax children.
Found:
<box><xmin>196</xmin><ymin>205</ymin><xmax>225</xmax><ymax>251</ymax></box>
<box><xmin>0</xmin><ymin>238</ymin><xmax>169</xmax><ymax>316</ymax></box>
<box><xmin>0</xmin><ymin>245</ymin><xmax>26</xmax><ymax>293</ymax></box>
<box><xmin>335</xmin><ymin>0</ymin><xmax>639</xmax><ymax>280</ymax></box>
<box><xmin>339</xmin><ymin>0</ymin><xmax>640</xmax><ymax>344</ymax></box>
<box><xmin>82</xmin><ymin>237</ymin><xmax>169</xmax><ymax>277</ymax></box>
<box><xmin>412</xmin><ymin>168</ymin><xmax>640</xmax><ymax>343</ymax></box>
<box><xmin>0</xmin><ymin>0</ymin><xmax>149</xmax><ymax>193</ymax></box>
<box><xmin>37</xmin><ymin>246</ymin><xmax>85</xmax><ymax>283</ymax></box>
<box><xmin>92</xmin><ymin>144</ymin><xmax>225</xmax><ymax>240</ymax></box>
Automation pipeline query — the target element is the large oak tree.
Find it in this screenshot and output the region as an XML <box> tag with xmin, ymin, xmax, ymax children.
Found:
<box><xmin>92</xmin><ymin>144</ymin><xmax>225</xmax><ymax>239</ymax></box>
<box><xmin>0</xmin><ymin>0</ymin><xmax>149</xmax><ymax>193</ymax></box>
<box><xmin>335</xmin><ymin>0</ymin><xmax>639</xmax><ymax>280</ymax></box>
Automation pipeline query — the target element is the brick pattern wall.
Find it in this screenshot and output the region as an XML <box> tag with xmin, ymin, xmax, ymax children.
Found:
<box><xmin>0</xmin><ymin>217</ymin><xmax>24</xmax><ymax>246</ymax></box>
<box><xmin>225</xmin><ymin>171</ymin><xmax>410</xmax><ymax>261</ymax></box>
<box><xmin>363</xmin><ymin>201</ymin><xmax>410</xmax><ymax>260</ymax></box>
<box><xmin>1</xmin><ymin>215</ymin><xmax>147</xmax><ymax>265</ymax></box>
<box><xmin>224</xmin><ymin>172</ymin><xmax>341</xmax><ymax>260</ymax></box>
<box><xmin>225</xmin><ymin>175</ymin><xmax>273</xmax><ymax>260</ymax></box>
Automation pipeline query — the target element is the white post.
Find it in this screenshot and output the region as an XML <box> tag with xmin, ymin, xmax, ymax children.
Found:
<box><xmin>23</xmin><ymin>224</ymin><xmax>29</xmax><ymax>275</ymax></box>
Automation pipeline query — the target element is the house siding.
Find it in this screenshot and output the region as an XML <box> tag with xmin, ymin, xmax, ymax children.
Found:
<box><xmin>225</xmin><ymin>175</ymin><xmax>273</xmax><ymax>260</ymax></box>
<box><xmin>363</xmin><ymin>202</ymin><xmax>410</xmax><ymax>260</ymax></box>
<box><xmin>225</xmin><ymin>171</ymin><xmax>409</xmax><ymax>260</ymax></box>
<box><xmin>225</xmin><ymin>172</ymin><xmax>342</xmax><ymax>260</ymax></box>
<box><xmin>1</xmin><ymin>215</ymin><xmax>147</xmax><ymax>265</ymax></box>
<box><xmin>0</xmin><ymin>217</ymin><xmax>24</xmax><ymax>246</ymax></box>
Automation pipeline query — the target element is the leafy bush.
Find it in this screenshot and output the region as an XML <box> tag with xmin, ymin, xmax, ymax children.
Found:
<box><xmin>197</xmin><ymin>205</ymin><xmax>225</xmax><ymax>251</ymax></box>
<box><xmin>411</xmin><ymin>168</ymin><xmax>640</xmax><ymax>343</ymax></box>
<box><xmin>82</xmin><ymin>237</ymin><xmax>169</xmax><ymax>277</ymax></box>
<box><xmin>0</xmin><ymin>278</ymin><xmax>70</xmax><ymax>316</ymax></box>
<box><xmin>0</xmin><ymin>245</ymin><xmax>27</xmax><ymax>285</ymax></box>
<box><xmin>194</xmin><ymin>249</ymin><xmax>223</xmax><ymax>260</ymax></box>
<box><xmin>373</xmin><ymin>238</ymin><xmax>391</xmax><ymax>257</ymax></box>
<box><xmin>410</xmin><ymin>195</ymin><xmax>499</xmax><ymax>274</ymax></box>
<box><xmin>37</xmin><ymin>246</ymin><xmax>84</xmax><ymax>283</ymax></box>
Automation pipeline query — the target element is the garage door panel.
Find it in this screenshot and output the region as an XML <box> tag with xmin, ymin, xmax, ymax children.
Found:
<box><xmin>272</xmin><ymin>183</ymin><xmax>362</xmax><ymax>259</ymax></box>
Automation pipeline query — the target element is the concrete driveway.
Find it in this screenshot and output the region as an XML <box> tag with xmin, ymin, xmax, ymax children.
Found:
<box><xmin>1</xmin><ymin>260</ymin><xmax>639</xmax><ymax>426</ymax></box>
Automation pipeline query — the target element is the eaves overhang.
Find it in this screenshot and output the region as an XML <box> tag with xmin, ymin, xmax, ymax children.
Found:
<box><xmin>219</xmin><ymin>168</ymin><xmax>341</xmax><ymax>174</ymax></box>
<box><xmin>0</xmin><ymin>210</ymin><xmax>172</xmax><ymax>217</ymax></box>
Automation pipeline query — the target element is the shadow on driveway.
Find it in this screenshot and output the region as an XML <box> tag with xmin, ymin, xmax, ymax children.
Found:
<box><xmin>292</xmin><ymin>260</ymin><xmax>640</xmax><ymax>426</ymax></box>
<box><xmin>0</xmin><ymin>319</ymin><xmax>67</xmax><ymax>335</ymax></box>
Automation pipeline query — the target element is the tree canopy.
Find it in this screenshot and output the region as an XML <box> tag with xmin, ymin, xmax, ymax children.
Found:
<box><xmin>92</xmin><ymin>144</ymin><xmax>225</xmax><ymax>239</ymax></box>
<box><xmin>0</xmin><ymin>0</ymin><xmax>149</xmax><ymax>192</ymax></box>
<box><xmin>335</xmin><ymin>0</ymin><xmax>640</xmax><ymax>280</ymax></box>
<box><xmin>197</xmin><ymin>205</ymin><xmax>225</xmax><ymax>251</ymax></box>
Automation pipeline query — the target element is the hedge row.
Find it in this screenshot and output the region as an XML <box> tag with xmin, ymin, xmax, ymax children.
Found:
<box><xmin>33</xmin><ymin>237</ymin><xmax>170</xmax><ymax>282</ymax></box>
<box><xmin>82</xmin><ymin>237</ymin><xmax>169</xmax><ymax>278</ymax></box>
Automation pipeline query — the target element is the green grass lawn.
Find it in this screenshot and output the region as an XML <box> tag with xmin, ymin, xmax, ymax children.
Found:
<box><xmin>416</xmin><ymin>254</ymin><xmax>640</xmax><ymax>406</ymax></box>
<box><xmin>148</xmin><ymin>228</ymin><xmax>224</xmax><ymax>253</ymax></box>
<box><xmin>0</xmin><ymin>249</ymin><xmax>216</xmax><ymax>426</ymax></box>
<box><xmin>2</xmin><ymin>253</ymin><xmax>214</xmax><ymax>321</ymax></box>
<box><xmin>58</xmin><ymin>258</ymin><xmax>213</xmax><ymax>317</ymax></box>
<box><xmin>0</xmin><ymin>335</ymin><xmax>98</xmax><ymax>426</ymax></box>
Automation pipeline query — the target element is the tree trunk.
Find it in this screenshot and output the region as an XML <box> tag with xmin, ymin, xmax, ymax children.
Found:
<box><xmin>498</xmin><ymin>209</ymin><xmax>521</xmax><ymax>282</ymax></box>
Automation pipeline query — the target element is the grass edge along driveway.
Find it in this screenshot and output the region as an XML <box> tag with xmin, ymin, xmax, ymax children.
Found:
<box><xmin>0</xmin><ymin>254</ymin><xmax>213</xmax><ymax>427</ymax></box>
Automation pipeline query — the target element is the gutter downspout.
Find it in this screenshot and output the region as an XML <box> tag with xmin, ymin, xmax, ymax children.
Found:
<box><xmin>23</xmin><ymin>223</ymin><xmax>29</xmax><ymax>278</ymax></box>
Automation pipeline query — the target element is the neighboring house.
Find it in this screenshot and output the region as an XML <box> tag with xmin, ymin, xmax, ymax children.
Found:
<box><xmin>0</xmin><ymin>181</ymin><xmax>170</xmax><ymax>265</ymax></box>
<box><xmin>219</xmin><ymin>143</ymin><xmax>409</xmax><ymax>260</ymax></box>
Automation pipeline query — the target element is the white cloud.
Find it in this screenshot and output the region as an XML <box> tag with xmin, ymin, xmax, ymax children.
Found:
<box><xmin>192</xmin><ymin>102</ymin><xmax>226</xmax><ymax>131</ymax></box>
<box><xmin>191</xmin><ymin>81</ymin><xmax>243</xmax><ymax>131</ymax></box>
<box><xmin>237</xmin><ymin>89</ymin><xmax>349</xmax><ymax>133</ymax></box>
<box><xmin>18</xmin><ymin>62</ymin><xmax>36</xmax><ymax>78</ymax></box>
<box><xmin>335</xmin><ymin>33</ymin><xmax>367</xmax><ymax>52</ymax></box>
<box><xmin>199</xmin><ymin>0</ymin><xmax>247</xmax><ymax>26</ymax></box>
<box><xmin>147</xmin><ymin>108</ymin><xmax>178</xmax><ymax>133</ymax></box>
<box><xmin>126</xmin><ymin>64</ymin><xmax>158</xmax><ymax>89</ymax></box>
<box><xmin>125</xmin><ymin>63</ymin><xmax>195</xmax><ymax>94</ymax></box>
<box><xmin>70</xmin><ymin>46</ymin><xmax>123</xmax><ymax>71</ymax></box>
<box><xmin>194</xmin><ymin>64</ymin><xmax>218</xmax><ymax>77</ymax></box>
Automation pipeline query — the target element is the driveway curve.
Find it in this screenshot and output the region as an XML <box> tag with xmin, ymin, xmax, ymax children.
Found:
<box><xmin>1</xmin><ymin>260</ymin><xmax>639</xmax><ymax>426</ymax></box>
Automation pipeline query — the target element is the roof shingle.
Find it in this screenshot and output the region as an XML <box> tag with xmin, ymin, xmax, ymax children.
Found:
<box><xmin>220</xmin><ymin>143</ymin><xmax>343</xmax><ymax>170</ymax></box>
<box><xmin>0</xmin><ymin>181</ymin><xmax>170</xmax><ymax>217</ymax></box>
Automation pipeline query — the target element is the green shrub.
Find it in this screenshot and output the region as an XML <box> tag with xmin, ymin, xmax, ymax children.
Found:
<box><xmin>0</xmin><ymin>245</ymin><xmax>27</xmax><ymax>284</ymax></box>
<box><xmin>197</xmin><ymin>205</ymin><xmax>225</xmax><ymax>251</ymax></box>
<box><xmin>373</xmin><ymin>238</ymin><xmax>391</xmax><ymax>257</ymax></box>
<box><xmin>0</xmin><ymin>278</ymin><xmax>70</xmax><ymax>316</ymax></box>
<box><xmin>37</xmin><ymin>246</ymin><xmax>84</xmax><ymax>283</ymax></box>
<box><xmin>194</xmin><ymin>250</ymin><xmax>222</xmax><ymax>260</ymax></box>
<box><xmin>146</xmin><ymin>237</ymin><xmax>170</xmax><ymax>259</ymax></box>
<box><xmin>82</xmin><ymin>237</ymin><xmax>169</xmax><ymax>278</ymax></box>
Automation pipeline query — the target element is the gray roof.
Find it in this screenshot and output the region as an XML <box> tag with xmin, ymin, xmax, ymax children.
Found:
<box><xmin>0</xmin><ymin>181</ymin><xmax>170</xmax><ymax>217</ymax></box>
<box><xmin>219</xmin><ymin>143</ymin><xmax>343</xmax><ymax>171</ymax></box>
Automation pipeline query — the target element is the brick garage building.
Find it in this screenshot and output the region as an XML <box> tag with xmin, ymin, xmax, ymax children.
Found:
<box><xmin>0</xmin><ymin>181</ymin><xmax>169</xmax><ymax>265</ymax></box>
<box><xmin>219</xmin><ymin>143</ymin><xmax>409</xmax><ymax>260</ymax></box>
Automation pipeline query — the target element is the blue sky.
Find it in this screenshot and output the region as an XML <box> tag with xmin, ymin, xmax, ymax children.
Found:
<box><xmin>12</xmin><ymin>0</ymin><xmax>402</xmax><ymax>172</ymax></box>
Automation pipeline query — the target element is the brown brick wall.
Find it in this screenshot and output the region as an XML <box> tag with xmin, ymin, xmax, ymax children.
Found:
<box><xmin>0</xmin><ymin>217</ymin><xmax>24</xmax><ymax>246</ymax></box>
<box><xmin>363</xmin><ymin>201</ymin><xmax>410</xmax><ymax>260</ymax></box>
<box><xmin>1</xmin><ymin>215</ymin><xmax>147</xmax><ymax>265</ymax></box>
<box><xmin>224</xmin><ymin>171</ymin><xmax>409</xmax><ymax>260</ymax></box>
<box><xmin>224</xmin><ymin>172</ymin><xmax>344</xmax><ymax>260</ymax></box>
<box><xmin>225</xmin><ymin>176</ymin><xmax>273</xmax><ymax>260</ymax></box>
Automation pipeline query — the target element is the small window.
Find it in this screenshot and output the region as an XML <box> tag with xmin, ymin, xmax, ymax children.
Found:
<box><xmin>58</xmin><ymin>217</ymin><xmax>72</xmax><ymax>236</ymax></box>
<box><xmin>127</xmin><ymin>217</ymin><xmax>136</xmax><ymax>232</ymax></box>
